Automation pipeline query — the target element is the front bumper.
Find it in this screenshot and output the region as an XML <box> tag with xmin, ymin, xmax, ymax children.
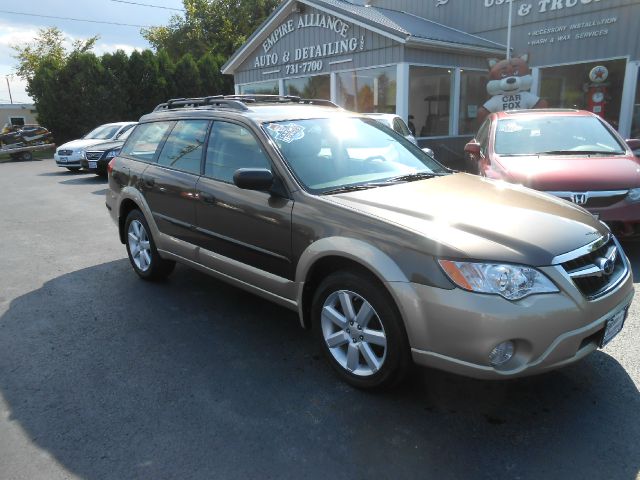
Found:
<box><xmin>54</xmin><ymin>152</ymin><xmax>83</xmax><ymax>168</ymax></box>
<box><xmin>388</xmin><ymin>255</ymin><xmax>634</xmax><ymax>379</ymax></box>
<box><xmin>592</xmin><ymin>202</ymin><xmax>640</xmax><ymax>238</ymax></box>
<box><xmin>81</xmin><ymin>158</ymin><xmax>107</xmax><ymax>173</ymax></box>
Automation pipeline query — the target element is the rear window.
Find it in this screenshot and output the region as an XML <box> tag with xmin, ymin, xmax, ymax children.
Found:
<box><xmin>120</xmin><ymin>121</ymin><xmax>174</xmax><ymax>162</ymax></box>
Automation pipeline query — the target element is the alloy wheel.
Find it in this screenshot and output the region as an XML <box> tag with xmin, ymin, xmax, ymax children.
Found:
<box><xmin>320</xmin><ymin>289</ymin><xmax>387</xmax><ymax>377</ymax></box>
<box><xmin>128</xmin><ymin>219</ymin><xmax>152</xmax><ymax>272</ymax></box>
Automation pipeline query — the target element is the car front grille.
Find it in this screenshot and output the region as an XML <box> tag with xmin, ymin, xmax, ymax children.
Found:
<box><xmin>584</xmin><ymin>194</ymin><xmax>627</xmax><ymax>208</ymax></box>
<box><xmin>84</xmin><ymin>151</ymin><xmax>103</xmax><ymax>161</ymax></box>
<box><xmin>58</xmin><ymin>149</ymin><xmax>73</xmax><ymax>156</ymax></box>
<box><xmin>558</xmin><ymin>235</ymin><xmax>627</xmax><ymax>300</ymax></box>
<box><xmin>547</xmin><ymin>190</ymin><xmax>629</xmax><ymax>209</ymax></box>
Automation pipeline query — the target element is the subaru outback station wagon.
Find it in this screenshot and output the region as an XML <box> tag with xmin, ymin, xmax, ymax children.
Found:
<box><xmin>106</xmin><ymin>95</ymin><xmax>634</xmax><ymax>389</ymax></box>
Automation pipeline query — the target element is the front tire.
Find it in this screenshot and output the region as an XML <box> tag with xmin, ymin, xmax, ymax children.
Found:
<box><xmin>124</xmin><ymin>209</ymin><xmax>175</xmax><ymax>281</ymax></box>
<box><xmin>312</xmin><ymin>270</ymin><xmax>411</xmax><ymax>390</ymax></box>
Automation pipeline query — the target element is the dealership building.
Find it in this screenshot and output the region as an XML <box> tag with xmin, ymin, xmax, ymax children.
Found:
<box><xmin>222</xmin><ymin>0</ymin><xmax>640</xmax><ymax>161</ymax></box>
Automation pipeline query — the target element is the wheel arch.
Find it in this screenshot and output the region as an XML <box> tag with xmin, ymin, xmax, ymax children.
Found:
<box><xmin>118</xmin><ymin>198</ymin><xmax>141</xmax><ymax>244</ymax></box>
<box><xmin>295</xmin><ymin>237</ymin><xmax>409</xmax><ymax>329</ymax></box>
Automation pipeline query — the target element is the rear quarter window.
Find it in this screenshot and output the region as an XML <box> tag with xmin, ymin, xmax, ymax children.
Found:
<box><xmin>120</xmin><ymin>121</ymin><xmax>174</xmax><ymax>162</ymax></box>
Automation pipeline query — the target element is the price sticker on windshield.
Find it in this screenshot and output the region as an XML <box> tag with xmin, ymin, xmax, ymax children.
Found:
<box><xmin>266</xmin><ymin>123</ymin><xmax>305</xmax><ymax>143</ymax></box>
<box><xmin>498</xmin><ymin>121</ymin><xmax>523</xmax><ymax>133</ymax></box>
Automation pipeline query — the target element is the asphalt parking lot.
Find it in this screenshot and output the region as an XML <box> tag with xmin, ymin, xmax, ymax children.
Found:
<box><xmin>0</xmin><ymin>158</ymin><xmax>639</xmax><ymax>480</ymax></box>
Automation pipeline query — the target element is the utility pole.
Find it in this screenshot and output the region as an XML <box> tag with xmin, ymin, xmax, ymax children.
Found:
<box><xmin>506</xmin><ymin>0</ymin><xmax>513</xmax><ymax>60</ymax></box>
<box><xmin>5</xmin><ymin>76</ymin><xmax>13</xmax><ymax>104</ymax></box>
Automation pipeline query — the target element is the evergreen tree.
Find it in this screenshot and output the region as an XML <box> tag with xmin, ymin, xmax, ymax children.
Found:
<box><xmin>174</xmin><ymin>53</ymin><xmax>201</xmax><ymax>98</ymax></box>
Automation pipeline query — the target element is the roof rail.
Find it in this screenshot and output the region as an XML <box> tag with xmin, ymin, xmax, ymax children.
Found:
<box><xmin>153</xmin><ymin>96</ymin><xmax>249</xmax><ymax>112</ymax></box>
<box><xmin>153</xmin><ymin>95</ymin><xmax>340</xmax><ymax>112</ymax></box>
<box><xmin>224</xmin><ymin>95</ymin><xmax>340</xmax><ymax>108</ymax></box>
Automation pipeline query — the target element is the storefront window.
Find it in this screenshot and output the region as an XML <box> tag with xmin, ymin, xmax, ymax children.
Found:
<box><xmin>409</xmin><ymin>66</ymin><xmax>452</xmax><ymax>137</ymax></box>
<box><xmin>239</xmin><ymin>80</ymin><xmax>279</xmax><ymax>95</ymax></box>
<box><xmin>540</xmin><ymin>59</ymin><xmax>626</xmax><ymax>130</ymax></box>
<box><xmin>336</xmin><ymin>66</ymin><xmax>396</xmax><ymax>113</ymax></box>
<box><xmin>632</xmin><ymin>69</ymin><xmax>640</xmax><ymax>139</ymax></box>
<box><xmin>459</xmin><ymin>70</ymin><xmax>488</xmax><ymax>135</ymax></box>
<box><xmin>283</xmin><ymin>75</ymin><xmax>330</xmax><ymax>99</ymax></box>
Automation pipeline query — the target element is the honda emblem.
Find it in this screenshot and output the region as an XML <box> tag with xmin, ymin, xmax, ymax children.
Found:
<box><xmin>571</xmin><ymin>193</ymin><xmax>587</xmax><ymax>205</ymax></box>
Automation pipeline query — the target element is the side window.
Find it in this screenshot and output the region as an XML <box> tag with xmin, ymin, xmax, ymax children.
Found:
<box><xmin>116</xmin><ymin>123</ymin><xmax>135</xmax><ymax>139</ymax></box>
<box><xmin>204</xmin><ymin>122</ymin><xmax>270</xmax><ymax>183</ymax></box>
<box><xmin>476</xmin><ymin>119</ymin><xmax>490</xmax><ymax>155</ymax></box>
<box><xmin>121</xmin><ymin>121</ymin><xmax>174</xmax><ymax>162</ymax></box>
<box><xmin>156</xmin><ymin>120</ymin><xmax>210</xmax><ymax>174</ymax></box>
<box><xmin>393</xmin><ymin>117</ymin><xmax>411</xmax><ymax>136</ymax></box>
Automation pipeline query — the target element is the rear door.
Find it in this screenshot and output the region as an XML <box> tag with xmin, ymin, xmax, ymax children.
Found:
<box><xmin>127</xmin><ymin>119</ymin><xmax>209</xmax><ymax>244</ymax></box>
<box><xmin>194</xmin><ymin>120</ymin><xmax>294</xmax><ymax>279</ymax></box>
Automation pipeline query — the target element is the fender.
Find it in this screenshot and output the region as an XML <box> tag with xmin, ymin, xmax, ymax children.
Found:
<box><xmin>294</xmin><ymin>236</ymin><xmax>411</xmax><ymax>326</ymax></box>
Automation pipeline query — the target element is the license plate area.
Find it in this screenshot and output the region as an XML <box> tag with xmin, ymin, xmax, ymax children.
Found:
<box><xmin>59</xmin><ymin>157</ymin><xmax>68</xmax><ymax>163</ymax></box>
<box><xmin>600</xmin><ymin>304</ymin><xmax>629</xmax><ymax>347</ymax></box>
<box><xmin>89</xmin><ymin>161</ymin><xmax>97</xmax><ymax>169</ymax></box>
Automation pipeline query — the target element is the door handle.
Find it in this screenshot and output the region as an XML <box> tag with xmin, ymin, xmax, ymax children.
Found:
<box><xmin>199</xmin><ymin>192</ymin><xmax>216</xmax><ymax>204</ymax></box>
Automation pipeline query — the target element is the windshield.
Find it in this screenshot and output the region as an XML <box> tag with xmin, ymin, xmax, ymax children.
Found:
<box><xmin>84</xmin><ymin>124</ymin><xmax>122</xmax><ymax>140</ymax></box>
<box><xmin>264</xmin><ymin>117</ymin><xmax>447</xmax><ymax>193</ymax></box>
<box><xmin>495</xmin><ymin>116</ymin><xmax>625</xmax><ymax>155</ymax></box>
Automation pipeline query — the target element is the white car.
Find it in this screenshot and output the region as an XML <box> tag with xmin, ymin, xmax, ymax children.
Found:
<box><xmin>363</xmin><ymin>113</ymin><xmax>418</xmax><ymax>145</ymax></box>
<box><xmin>54</xmin><ymin>122</ymin><xmax>137</xmax><ymax>171</ymax></box>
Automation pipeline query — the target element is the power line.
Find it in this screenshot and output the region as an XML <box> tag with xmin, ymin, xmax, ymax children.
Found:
<box><xmin>0</xmin><ymin>9</ymin><xmax>153</xmax><ymax>28</ymax></box>
<box><xmin>109</xmin><ymin>0</ymin><xmax>184</xmax><ymax>11</ymax></box>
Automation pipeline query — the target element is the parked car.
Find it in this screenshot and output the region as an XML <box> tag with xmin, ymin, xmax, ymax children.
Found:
<box><xmin>81</xmin><ymin>127</ymin><xmax>134</xmax><ymax>176</ymax></box>
<box><xmin>364</xmin><ymin>113</ymin><xmax>418</xmax><ymax>145</ymax></box>
<box><xmin>465</xmin><ymin>109</ymin><xmax>640</xmax><ymax>239</ymax></box>
<box><xmin>54</xmin><ymin>122</ymin><xmax>137</xmax><ymax>171</ymax></box>
<box><xmin>107</xmin><ymin>96</ymin><xmax>633</xmax><ymax>390</ymax></box>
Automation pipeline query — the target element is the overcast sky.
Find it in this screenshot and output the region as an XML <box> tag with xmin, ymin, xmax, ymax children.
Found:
<box><xmin>0</xmin><ymin>0</ymin><xmax>184</xmax><ymax>103</ymax></box>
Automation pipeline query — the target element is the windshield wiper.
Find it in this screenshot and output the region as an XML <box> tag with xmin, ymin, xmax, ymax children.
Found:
<box><xmin>535</xmin><ymin>150</ymin><xmax>624</xmax><ymax>155</ymax></box>
<box><xmin>321</xmin><ymin>184</ymin><xmax>384</xmax><ymax>195</ymax></box>
<box><xmin>383</xmin><ymin>172</ymin><xmax>443</xmax><ymax>183</ymax></box>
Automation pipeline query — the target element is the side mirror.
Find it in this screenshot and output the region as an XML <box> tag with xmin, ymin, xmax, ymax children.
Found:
<box><xmin>464</xmin><ymin>141</ymin><xmax>481</xmax><ymax>156</ymax></box>
<box><xmin>233</xmin><ymin>168</ymin><xmax>274</xmax><ymax>191</ymax></box>
<box><xmin>625</xmin><ymin>139</ymin><xmax>640</xmax><ymax>154</ymax></box>
<box><xmin>421</xmin><ymin>147</ymin><xmax>435</xmax><ymax>158</ymax></box>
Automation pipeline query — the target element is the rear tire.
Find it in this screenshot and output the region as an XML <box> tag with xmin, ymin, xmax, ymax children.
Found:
<box><xmin>124</xmin><ymin>209</ymin><xmax>175</xmax><ymax>281</ymax></box>
<box><xmin>312</xmin><ymin>270</ymin><xmax>411</xmax><ymax>390</ymax></box>
<box><xmin>20</xmin><ymin>151</ymin><xmax>33</xmax><ymax>161</ymax></box>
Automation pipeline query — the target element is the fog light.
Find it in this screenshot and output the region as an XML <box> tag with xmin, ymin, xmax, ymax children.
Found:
<box><xmin>489</xmin><ymin>341</ymin><xmax>514</xmax><ymax>366</ymax></box>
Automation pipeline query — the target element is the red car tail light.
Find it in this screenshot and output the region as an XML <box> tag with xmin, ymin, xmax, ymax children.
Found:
<box><xmin>107</xmin><ymin>158</ymin><xmax>116</xmax><ymax>176</ymax></box>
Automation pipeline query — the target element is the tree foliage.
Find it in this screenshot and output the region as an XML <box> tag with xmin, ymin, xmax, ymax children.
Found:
<box><xmin>12</xmin><ymin>27</ymin><xmax>98</xmax><ymax>81</ymax></box>
<box><xmin>11</xmin><ymin>1</ymin><xmax>279</xmax><ymax>144</ymax></box>
<box><xmin>142</xmin><ymin>0</ymin><xmax>280</xmax><ymax>60</ymax></box>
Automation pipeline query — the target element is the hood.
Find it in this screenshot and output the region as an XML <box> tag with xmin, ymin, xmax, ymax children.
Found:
<box><xmin>327</xmin><ymin>173</ymin><xmax>607</xmax><ymax>266</ymax></box>
<box><xmin>84</xmin><ymin>139</ymin><xmax>124</xmax><ymax>152</ymax></box>
<box><xmin>57</xmin><ymin>139</ymin><xmax>107</xmax><ymax>151</ymax></box>
<box><xmin>495</xmin><ymin>154</ymin><xmax>640</xmax><ymax>191</ymax></box>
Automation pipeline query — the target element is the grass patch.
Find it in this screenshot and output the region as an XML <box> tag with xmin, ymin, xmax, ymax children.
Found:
<box><xmin>0</xmin><ymin>148</ymin><xmax>55</xmax><ymax>163</ymax></box>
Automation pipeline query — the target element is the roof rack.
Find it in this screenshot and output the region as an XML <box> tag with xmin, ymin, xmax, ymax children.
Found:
<box><xmin>154</xmin><ymin>96</ymin><xmax>249</xmax><ymax>112</ymax></box>
<box><xmin>153</xmin><ymin>94</ymin><xmax>340</xmax><ymax>112</ymax></box>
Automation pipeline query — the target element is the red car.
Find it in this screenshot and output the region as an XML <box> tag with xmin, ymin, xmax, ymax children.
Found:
<box><xmin>465</xmin><ymin>109</ymin><xmax>640</xmax><ymax>239</ymax></box>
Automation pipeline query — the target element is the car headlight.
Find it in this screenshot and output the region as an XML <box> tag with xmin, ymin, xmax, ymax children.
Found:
<box><xmin>628</xmin><ymin>188</ymin><xmax>640</xmax><ymax>202</ymax></box>
<box><xmin>105</xmin><ymin>149</ymin><xmax>120</xmax><ymax>159</ymax></box>
<box><xmin>438</xmin><ymin>260</ymin><xmax>558</xmax><ymax>300</ymax></box>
